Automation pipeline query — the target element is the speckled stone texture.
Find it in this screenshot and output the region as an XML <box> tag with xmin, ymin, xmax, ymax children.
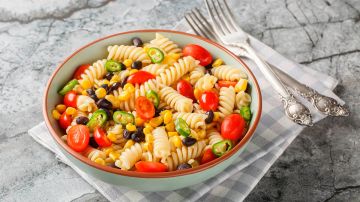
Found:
<box><xmin>0</xmin><ymin>0</ymin><xmax>358</xmax><ymax>201</ymax></box>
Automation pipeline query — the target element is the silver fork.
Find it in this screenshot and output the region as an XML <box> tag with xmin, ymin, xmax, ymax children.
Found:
<box><xmin>186</xmin><ymin>7</ymin><xmax>349</xmax><ymax>119</ymax></box>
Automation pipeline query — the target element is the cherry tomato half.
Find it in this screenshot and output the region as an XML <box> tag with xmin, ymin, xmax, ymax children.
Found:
<box><xmin>221</xmin><ymin>114</ymin><xmax>246</xmax><ymax>141</ymax></box>
<box><xmin>73</xmin><ymin>64</ymin><xmax>91</xmax><ymax>80</ymax></box>
<box><xmin>135</xmin><ymin>96</ymin><xmax>155</xmax><ymax>120</ymax></box>
<box><xmin>199</xmin><ymin>91</ymin><xmax>219</xmax><ymax>111</ymax></box>
<box><xmin>93</xmin><ymin>127</ymin><xmax>112</xmax><ymax>148</ymax></box>
<box><xmin>135</xmin><ymin>161</ymin><xmax>168</xmax><ymax>172</ymax></box>
<box><xmin>177</xmin><ymin>79</ymin><xmax>195</xmax><ymax>100</ymax></box>
<box><xmin>67</xmin><ymin>125</ymin><xmax>90</xmax><ymax>152</ymax></box>
<box><xmin>183</xmin><ymin>44</ymin><xmax>212</xmax><ymax>66</ymax></box>
<box><xmin>127</xmin><ymin>71</ymin><xmax>155</xmax><ymax>85</ymax></box>
<box><xmin>201</xmin><ymin>148</ymin><xmax>217</xmax><ymax>164</ymax></box>
<box><xmin>59</xmin><ymin>112</ymin><xmax>72</xmax><ymax>130</ymax></box>
<box><xmin>218</xmin><ymin>80</ymin><xmax>237</xmax><ymax>88</ymax></box>
<box><xmin>64</xmin><ymin>90</ymin><xmax>78</xmax><ymax>108</ymax></box>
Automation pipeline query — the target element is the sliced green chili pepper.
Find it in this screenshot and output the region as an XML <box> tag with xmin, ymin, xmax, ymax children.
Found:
<box><xmin>240</xmin><ymin>106</ymin><xmax>251</xmax><ymax>122</ymax></box>
<box><xmin>212</xmin><ymin>140</ymin><xmax>233</xmax><ymax>157</ymax></box>
<box><xmin>175</xmin><ymin>118</ymin><xmax>190</xmax><ymax>137</ymax></box>
<box><xmin>86</xmin><ymin>109</ymin><xmax>108</xmax><ymax>132</ymax></box>
<box><xmin>146</xmin><ymin>90</ymin><xmax>160</xmax><ymax>108</ymax></box>
<box><xmin>147</xmin><ymin>47</ymin><xmax>164</xmax><ymax>63</ymax></box>
<box><xmin>113</xmin><ymin>111</ymin><xmax>135</xmax><ymax>126</ymax></box>
<box><xmin>105</xmin><ymin>60</ymin><xmax>124</xmax><ymax>72</ymax></box>
<box><xmin>58</xmin><ymin>79</ymin><xmax>78</xmax><ymax>96</ymax></box>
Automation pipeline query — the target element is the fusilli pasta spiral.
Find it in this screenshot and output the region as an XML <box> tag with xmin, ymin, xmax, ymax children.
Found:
<box><xmin>76</xmin><ymin>95</ymin><xmax>97</xmax><ymax>112</ymax></box>
<box><xmin>107</xmin><ymin>45</ymin><xmax>151</xmax><ymax>63</ymax></box>
<box><xmin>83</xmin><ymin>147</ymin><xmax>106</xmax><ymax>162</ymax></box>
<box><xmin>152</xmin><ymin>127</ymin><xmax>171</xmax><ymax>159</ymax></box>
<box><xmin>80</xmin><ymin>59</ymin><xmax>107</xmax><ymax>85</ymax></box>
<box><xmin>150</xmin><ymin>33</ymin><xmax>182</xmax><ymax>54</ymax></box>
<box><xmin>205</xmin><ymin>130</ymin><xmax>223</xmax><ymax>149</ymax></box>
<box><xmin>159</xmin><ymin>86</ymin><xmax>193</xmax><ymax>112</ymax></box>
<box><xmin>195</xmin><ymin>74</ymin><xmax>218</xmax><ymax>91</ymax></box>
<box><xmin>115</xmin><ymin>143</ymin><xmax>143</xmax><ymax>170</ymax></box>
<box><xmin>211</xmin><ymin>65</ymin><xmax>247</xmax><ymax>81</ymax></box>
<box><xmin>189</xmin><ymin>65</ymin><xmax>205</xmax><ymax>85</ymax></box>
<box><xmin>161</xmin><ymin>140</ymin><xmax>206</xmax><ymax>171</ymax></box>
<box><xmin>106</xmin><ymin>124</ymin><xmax>126</xmax><ymax>144</ymax></box>
<box><xmin>173</xmin><ymin>112</ymin><xmax>206</xmax><ymax>130</ymax></box>
<box><xmin>236</xmin><ymin>91</ymin><xmax>252</xmax><ymax>109</ymax></box>
<box><xmin>141</xmin><ymin>64</ymin><xmax>168</xmax><ymax>75</ymax></box>
<box><xmin>218</xmin><ymin>86</ymin><xmax>236</xmax><ymax>117</ymax></box>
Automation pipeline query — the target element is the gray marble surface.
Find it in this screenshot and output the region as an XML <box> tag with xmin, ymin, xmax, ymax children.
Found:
<box><xmin>0</xmin><ymin>0</ymin><xmax>359</xmax><ymax>201</ymax></box>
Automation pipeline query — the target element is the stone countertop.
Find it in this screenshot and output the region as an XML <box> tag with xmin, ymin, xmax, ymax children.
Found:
<box><xmin>0</xmin><ymin>0</ymin><xmax>359</xmax><ymax>201</ymax></box>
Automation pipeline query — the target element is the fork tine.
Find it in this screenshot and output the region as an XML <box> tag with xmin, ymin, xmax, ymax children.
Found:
<box><xmin>204</xmin><ymin>0</ymin><xmax>228</xmax><ymax>36</ymax></box>
<box><xmin>220</xmin><ymin>0</ymin><xmax>242</xmax><ymax>31</ymax></box>
<box><xmin>185</xmin><ymin>13</ymin><xmax>208</xmax><ymax>38</ymax></box>
<box><xmin>192</xmin><ymin>8</ymin><xmax>219</xmax><ymax>41</ymax></box>
<box><xmin>213</xmin><ymin>0</ymin><xmax>237</xmax><ymax>32</ymax></box>
<box><xmin>185</xmin><ymin>12</ymin><xmax>214</xmax><ymax>41</ymax></box>
<box><xmin>209</xmin><ymin>0</ymin><xmax>232</xmax><ymax>34</ymax></box>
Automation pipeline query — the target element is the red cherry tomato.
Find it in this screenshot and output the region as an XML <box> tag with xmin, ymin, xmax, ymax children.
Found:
<box><xmin>67</xmin><ymin>125</ymin><xmax>90</xmax><ymax>152</ymax></box>
<box><xmin>199</xmin><ymin>91</ymin><xmax>219</xmax><ymax>111</ymax></box>
<box><xmin>135</xmin><ymin>161</ymin><xmax>168</xmax><ymax>172</ymax></box>
<box><xmin>73</xmin><ymin>64</ymin><xmax>91</xmax><ymax>80</ymax></box>
<box><xmin>59</xmin><ymin>112</ymin><xmax>72</xmax><ymax>130</ymax></box>
<box><xmin>93</xmin><ymin>127</ymin><xmax>112</xmax><ymax>148</ymax></box>
<box><xmin>127</xmin><ymin>71</ymin><xmax>155</xmax><ymax>85</ymax></box>
<box><xmin>221</xmin><ymin>114</ymin><xmax>246</xmax><ymax>141</ymax></box>
<box><xmin>218</xmin><ymin>80</ymin><xmax>237</xmax><ymax>88</ymax></box>
<box><xmin>201</xmin><ymin>148</ymin><xmax>217</xmax><ymax>164</ymax></box>
<box><xmin>135</xmin><ymin>96</ymin><xmax>155</xmax><ymax>120</ymax></box>
<box><xmin>183</xmin><ymin>44</ymin><xmax>213</xmax><ymax>66</ymax></box>
<box><xmin>64</xmin><ymin>90</ymin><xmax>78</xmax><ymax>108</ymax></box>
<box><xmin>177</xmin><ymin>79</ymin><xmax>195</xmax><ymax>100</ymax></box>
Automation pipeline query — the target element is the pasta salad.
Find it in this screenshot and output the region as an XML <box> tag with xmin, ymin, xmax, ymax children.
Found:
<box><xmin>52</xmin><ymin>33</ymin><xmax>252</xmax><ymax>172</ymax></box>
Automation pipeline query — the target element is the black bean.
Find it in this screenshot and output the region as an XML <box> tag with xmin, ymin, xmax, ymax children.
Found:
<box><xmin>205</xmin><ymin>110</ymin><xmax>214</xmax><ymax>124</ymax></box>
<box><xmin>105</xmin><ymin>72</ymin><xmax>114</xmax><ymax>81</ymax></box>
<box><xmin>131</xmin><ymin>131</ymin><xmax>145</xmax><ymax>142</ymax></box>
<box><xmin>154</xmin><ymin>107</ymin><xmax>165</xmax><ymax>117</ymax></box>
<box><xmin>100</xmin><ymin>108</ymin><xmax>112</xmax><ymax>119</ymax></box>
<box><xmin>120</xmin><ymin>76</ymin><xmax>129</xmax><ymax>88</ymax></box>
<box><xmin>131</xmin><ymin>61</ymin><xmax>142</xmax><ymax>69</ymax></box>
<box><xmin>136</xmin><ymin>126</ymin><xmax>144</xmax><ymax>134</ymax></box>
<box><xmin>132</xmin><ymin>37</ymin><xmax>143</xmax><ymax>47</ymax></box>
<box><xmin>205</xmin><ymin>64</ymin><xmax>213</xmax><ymax>69</ymax></box>
<box><xmin>96</xmin><ymin>98</ymin><xmax>112</xmax><ymax>110</ymax></box>
<box><xmin>177</xmin><ymin>163</ymin><xmax>192</xmax><ymax>170</ymax></box>
<box><xmin>100</xmin><ymin>84</ymin><xmax>108</xmax><ymax>91</ymax></box>
<box><xmin>107</xmin><ymin>82</ymin><xmax>122</xmax><ymax>93</ymax></box>
<box><xmin>206</xmin><ymin>69</ymin><xmax>212</xmax><ymax>75</ymax></box>
<box><xmin>89</xmin><ymin>94</ymin><xmax>99</xmax><ymax>102</ymax></box>
<box><xmin>86</xmin><ymin>88</ymin><xmax>96</xmax><ymax>96</ymax></box>
<box><xmin>123</xmin><ymin>129</ymin><xmax>133</xmax><ymax>139</ymax></box>
<box><xmin>76</xmin><ymin>116</ymin><xmax>89</xmax><ymax>125</ymax></box>
<box><xmin>89</xmin><ymin>137</ymin><xmax>99</xmax><ymax>148</ymax></box>
<box><xmin>182</xmin><ymin>137</ymin><xmax>197</xmax><ymax>147</ymax></box>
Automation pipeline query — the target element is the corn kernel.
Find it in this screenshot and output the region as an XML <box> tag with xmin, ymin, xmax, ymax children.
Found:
<box><xmin>123</xmin><ymin>83</ymin><xmax>135</xmax><ymax>93</ymax></box>
<box><xmin>103</xmin><ymin>147</ymin><xmax>114</xmax><ymax>156</ymax></box>
<box><xmin>143</xmin><ymin>46</ymin><xmax>150</xmax><ymax>53</ymax></box>
<box><xmin>163</xmin><ymin>110</ymin><xmax>172</xmax><ymax>124</ymax></box>
<box><xmin>123</xmin><ymin>59</ymin><xmax>133</xmax><ymax>68</ymax></box>
<box><xmin>110</xmin><ymin>75</ymin><xmax>120</xmax><ymax>85</ymax></box>
<box><xmin>144</xmin><ymin>123</ymin><xmax>153</xmax><ymax>129</ymax></box>
<box><xmin>143</xmin><ymin>142</ymin><xmax>153</xmax><ymax>152</ymax></box>
<box><xmin>198</xmin><ymin>130</ymin><xmax>206</xmax><ymax>139</ymax></box>
<box><xmin>102</xmin><ymin>79</ymin><xmax>110</xmax><ymax>85</ymax></box>
<box><xmin>52</xmin><ymin>110</ymin><xmax>61</xmax><ymax>120</ymax></box>
<box><xmin>162</xmin><ymin>55</ymin><xmax>176</xmax><ymax>66</ymax></box>
<box><xmin>168</xmin><ymin>132</ymin><xmax>178</xmax><ymax>137</ymax></box>
<box><xmin>56</xmin><ymin>104</ymin><xmax>67</xmax><ymax>113</ymax></box>
<box><xmin>149</xmin><ymin>116</ymin><xmax>163</xmax><ymax>128</ymax></box>
<box><xmin>109</xmin><ymin>151</ymin><xmax>120</xmax><ymax>161</ymax></box>
<box><xmin>81</xmin><ymin>90</ymin><xmax>88</xmax><ymax>96</ymax></box>
<box><xmin>94</xmin><ymin>158</ymin><xmax>106</xmax><ymax>165</ymax></box>
<box><xmin>171</xmin><ymin>135</ymin><xmax>182</xmax><ymax>148</ymax></box>
<box><xmin>124</xmin><ymin>140</ymin><xmax>135</xmax><ymax>149</ymax></box>
<box><xmin>169</xmin><ymin>53</ymin><xmax>181</xmax><ymax>60</ymax></box>
<box><xmin>107</xmin><ymin>132</ymin><xmax>117</xmax><ymax>142</ymax></box>
<box><xmin>181</xmin><ymin>74</ymin><xmax>190</xmax><ymax>82</ymax></box>
<box><xmin>79</xmin><ymin>78</ymin><xmax>92</xmax><ymax>89</ymax></box>
<box><xmin>212</xmin><ymin>58</ymin><xmax>224</xmax><ymax>68</ymax></box>
<box><xmin>213</xmin><ymin>112</ymin><xmax>221</xmax><ymax>122</ymax></box>
<box><xmin>95</xmin><ymin>88</ymin><xmax>107</xmax><ymax>99</ymax></box>
<box><xmin>118</xmin><ymin>91</ymin><xmax>131</xmax><ymax>101</ymax></box>
<box><xmin>65</xmin><ymin>107</ymin><xmax>77</xmax><ymax>116</ymax></box>
<box><xmin>126</xmin><ymin>123</ymin><xmax>136</xmax><ymax>131</ymax></box>
<box><xmin>145</xmin><ymin>133</ymin><xmax>154</xmax><ymax>142</ymax></box>
<box><xmin>105</xmin><ymin>157</ymin><xmax>114</xmax><ymax>164</ymax></box>
<box><xmin>194</xmin><ymin>88</ymin><xmax>203</xmax><ymax>101</ymax></box>
<box><xmin>135</xmin><ymin>117</ymin><xmax>145</xmax><ymax>126</ymax></box>
<box><xmin>235</xmin><ymin>79</ymin><xmax>248</xmax><ymax>93</ymax></box>
<box><xmin>143</xmin><ymin>127</ymin><xmax>153</xmax><ymax>135</ymax></box>
<box><xmin>129</xmin><ymin>69</ymin><xmax>138</xmax><ymax>75</ymax></box>
<box><xmin>165</xmin><ymin>122</ymin><xmax>175</xmax><ymax>132</ymax></box>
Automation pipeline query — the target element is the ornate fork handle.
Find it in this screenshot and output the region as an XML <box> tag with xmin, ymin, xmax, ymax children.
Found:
<box><xmin>232</xmin><ymin>42</ymin><xmax>313</xmax><ymax>126</ymax></box>
<box><xmin>271</xmin><ymin>67</ymin><xmax>350</xmax><ymax>116</ymax></box>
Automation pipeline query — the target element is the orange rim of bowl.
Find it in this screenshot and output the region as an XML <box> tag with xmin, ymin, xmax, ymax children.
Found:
<box><xmin>43</xmin><ymin>29</ymin><xmax>262</xmax><ymax>178</ymax></box>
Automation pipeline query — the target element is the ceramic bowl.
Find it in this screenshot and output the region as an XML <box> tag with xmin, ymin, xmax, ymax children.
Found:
<box><xmin>43</xmin><ymin>30</ymin><xmax>262</xmax><ymax>191</ymax></box>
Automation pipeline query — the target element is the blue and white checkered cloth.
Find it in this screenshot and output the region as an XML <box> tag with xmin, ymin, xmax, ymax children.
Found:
<box><xmin>28</xmin><ymin>20</ymin><xmax>344</xmax><ymax>202</ymax></box>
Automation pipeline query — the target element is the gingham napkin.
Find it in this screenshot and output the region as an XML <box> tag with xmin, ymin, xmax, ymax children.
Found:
<box><xmin>28</xmin><ymin>19</ymin><xmax>344</xmax><ymax>202</ymax></box>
